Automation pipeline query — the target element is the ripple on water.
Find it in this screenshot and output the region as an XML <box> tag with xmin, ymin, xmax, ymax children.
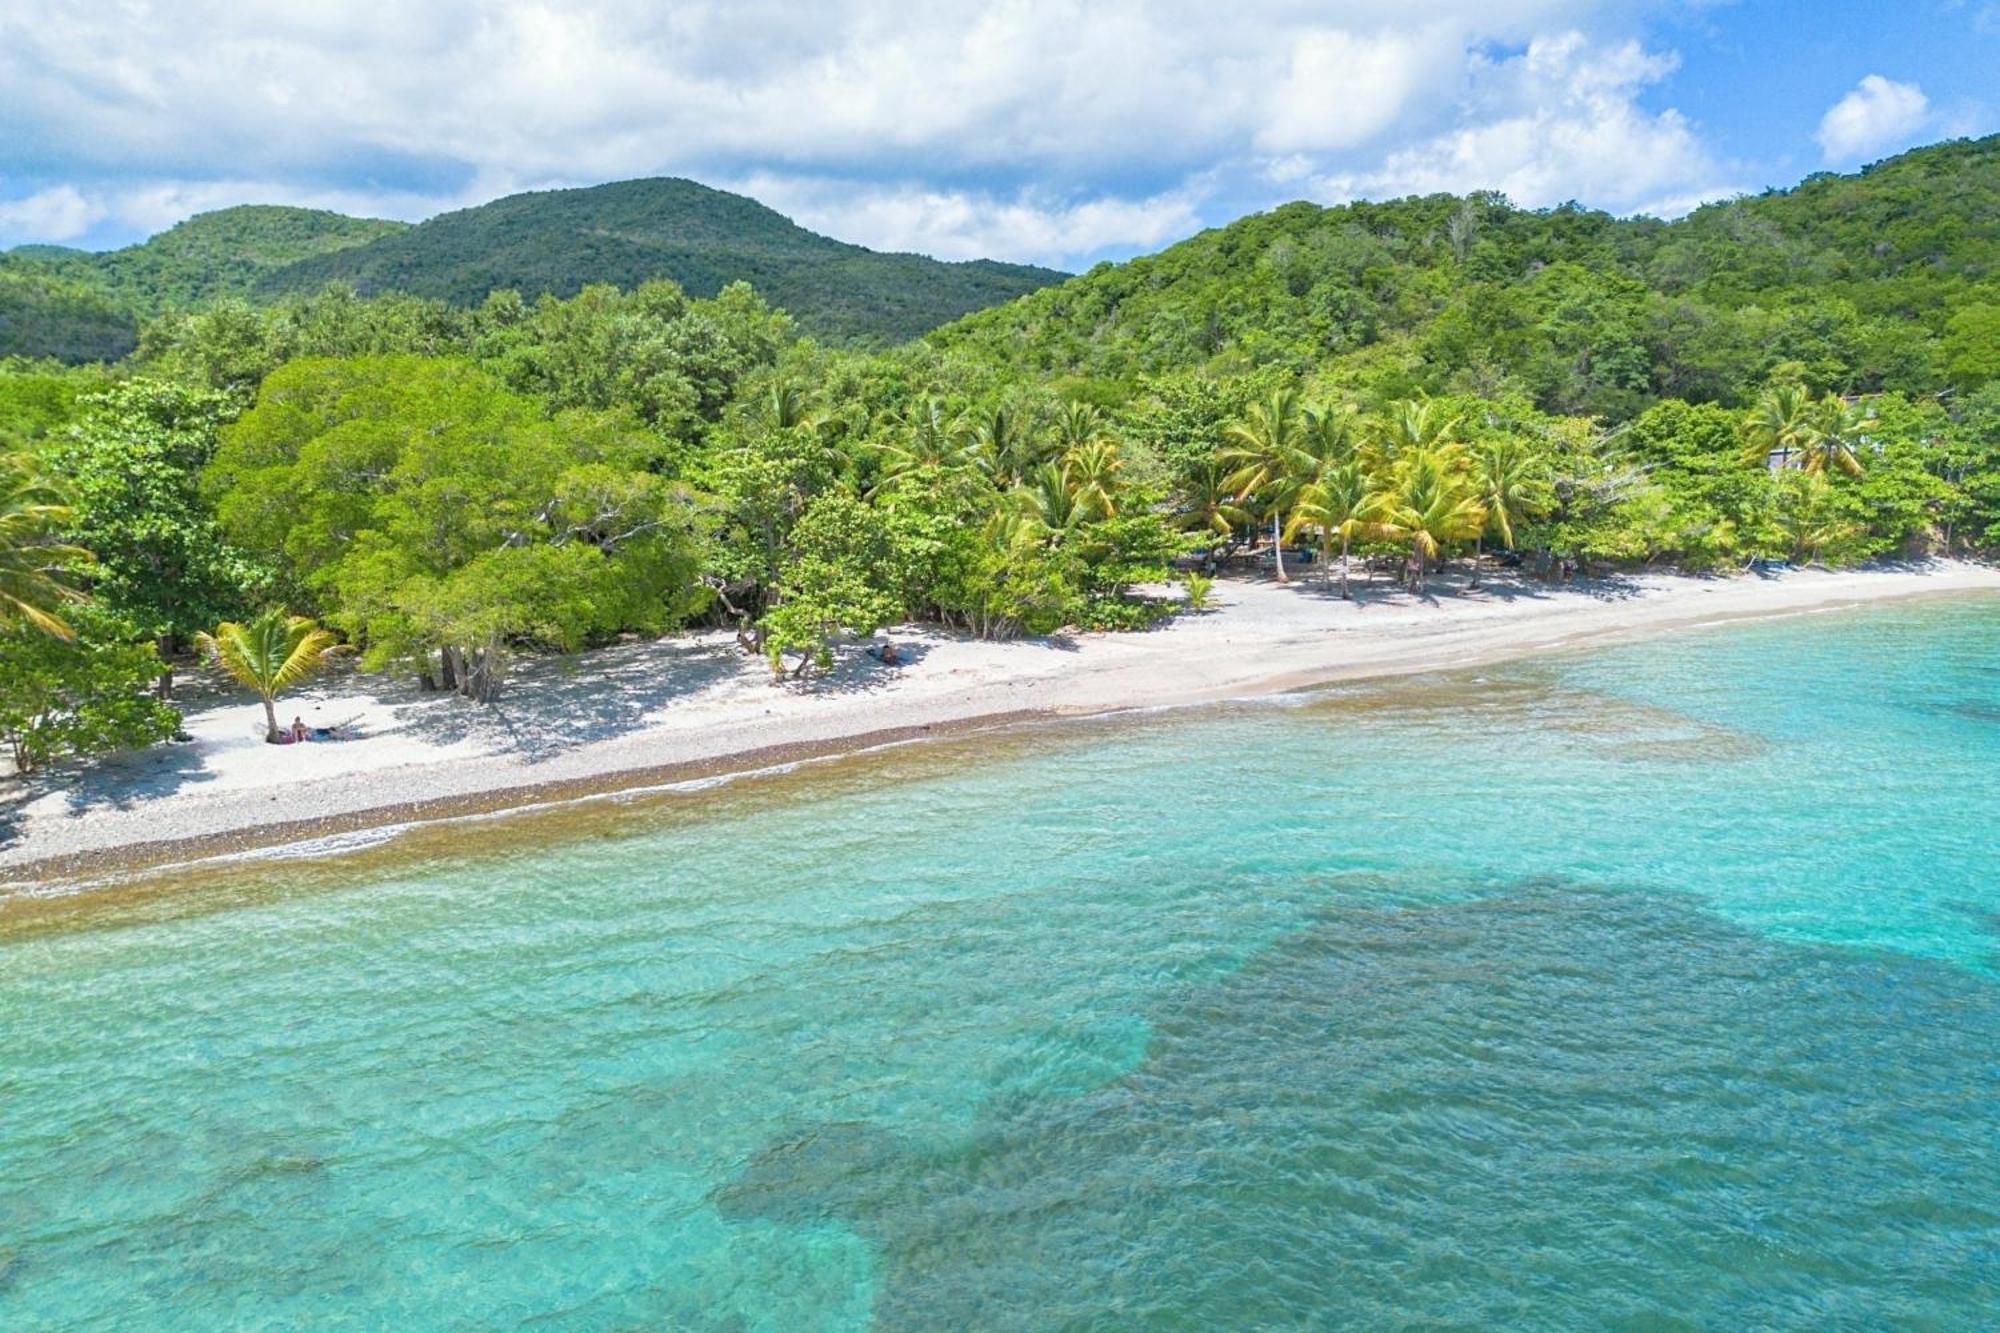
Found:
<box><xmin>720</xmin><ymin>885</ymin><xmax>2000</xmax><ymax>1329</ymax></box>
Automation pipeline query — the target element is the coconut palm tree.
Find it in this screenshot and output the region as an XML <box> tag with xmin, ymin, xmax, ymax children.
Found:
<box><xmin>0</xmin><ymin>452</ymin><xmax>87</xmax><ymax>638</ymax></box>
<box><xmin>1377</xmin><ymin>444</ymin><xmax>1487</xmax><ymax>593</ymax></box>
<box><xmin>1001</xmin><ymin>461</ymin><xmax>1090</xmax><ymax>547</ymax></box>
<box><xmin>1053</xmin><ymin>400</ymin><xmax>1109</xmax><ymax>452</ymax></box>
<box><xmin>1177</xmin><ymin>456</ymin><xmax>1251</xmax><ymax>541</ymax></box>
<box><xmin>1062</xmin><ymin>440</ymin><xmax>1123</xmax><ymax>521</ymax></box>
<box><xmin>763</xmin><ymin>380</ymin><xmax>821</xmax><ymax>432</ymax></box>
<box><xmin>196</xmin><ymin>610</ymin><xmax>346</xmax><ymax>743</ymax></box>
<box><xmin>1742</xmin><ymin>384</ymin><xmax>1864</xmax><ymax>476</ymax></box>
<box><xmin>1470</xmin><ymin>437</ymin><xmax>1553</xmax><ymax>587</ymax></box>
<box><xmin>1223</xmin><ymin>388</ymin><xmax>1315</xmax><ymax>582</ymax></box>
<box><xmin>872</xmin><ymin>398</ymin><xmax>972</xmax><ymax>485</ymax></box>
<box><xmin>1806</xmin><ymin>396</ymin><xmax>1869</xmax><ymax>477</ymax></box>
<box><xmin>1286</xmin><ymin>459</ymin><xmax>1387</xmax><ymax>599</ymax></box>
<box><xmin>968</xmin><ymin>404</ymin><xmax>1046</xmax><ymax>486</ymax></box>
<box><xmin>1372</xmin><ymin>397</ymin><xmax>1464</xmax><ymax>467</ymax></box>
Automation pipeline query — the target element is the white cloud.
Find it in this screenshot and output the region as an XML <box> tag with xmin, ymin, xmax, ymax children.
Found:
<box><xmin>0</xmin><ymin>185</ymin><xmax>100</xmax><ymax>245</ymax></box>
<box><xmin>729</xmin><ymin>174</ymin><xmax>1209</xmax><ymax>266</ymax></box>
<box><xmin>0</xmin><ymin>1</ymin><xmax>1744</xmax><ymax>263</ymax></box>
<box><xmin>1307</xmin><ymin>33</ymin><xmax>1738</xmax><ymax>216</ymax></box>
<box><xmin>1815</xmin><ymin>75</ymin><xmax>1930</xmax><ymax>163</ymax></box>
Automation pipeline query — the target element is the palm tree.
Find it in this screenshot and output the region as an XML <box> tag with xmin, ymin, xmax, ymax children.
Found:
<box><xmin>1223</xmin><ymin>388</ymin><xmax>1315</xmax><ymax>582</ymax></box>
<box><xmin>1377</xmin><ymin>444</ymin><xmax>1486</xmax><ymax>593</ymax></box>
<box><xmin>1470</xmin><ymin>437</ymin><xmax>1552</xmax><ymax>587</ymax></box>
<box><xmin>872</xmin><ymin>398</ymin><xmax>972</xmax><ymax>486</ymax></box>
<box><xmin>1775</xmin><ymin>473</ymin><xmax>1860</xmax><ymax>564</ymax></box>
<box><xmin>0</xmin><ymin>452</ymin><xmax>87</xmax><ymax>638</ymax></box>
<box><xmin>1806</xmin><ymin>397</ymin><xmax>1869</xmax><ymax>477</ymax></box>
<box><xmin>1062</xmin><ymin>440</ymin><xmax>1123</xmax><ymax>521</ymax></box>
<box><xmin>196</xmin><ymin>610</ymin><xmax>345</xmax><ymax>743</ymax></box>
<box><xmin>1053</xmin><ymin>400</ymin><xmax>1108</xmax><ymax>452</ymax></box>
<box><xmin>1286</xmin><ymin>459</ymin><xmax>1386</xmax><ymax>599</ymax></box>
<box><xmin>1742</xmin><ymin>385</ymin><xmax>1865</xmax><ymax>476</ymax></box>
<box><xmin>763</xmin><ymin>380</ymin><xmax>821</xmax><ymax>432</ymax></box>
<box><xmin>1178</xmin><ymin>456</ymin><xmax>1251</xmax><ymax>542</ymax></box>
<box><xmin>1372</xmin><ymin>397</ymin><xmax>1464</xmax><ymax>467</ymax></box>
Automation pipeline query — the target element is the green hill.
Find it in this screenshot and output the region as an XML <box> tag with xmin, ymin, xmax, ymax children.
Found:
<box><xmin>1</xmin><ymin>205</ymin><xmax>408</xmax><ymax>360</ymax></box>
<box><xmin>0</xmin><ymin>267</ymin><xmax>140</xmax><ymax>363</ymax></box>
<box><xmin>256</xmin><ymin>177</ymin><xmax>1064</xmax><ymax>344</ymax></box>
<box><xmin>0</xmin><ymin>182</ymin><xmax>1063</xmax><ymax>360</ymax></box>
<box><xmin>929</xmin><ymin>135</ymin><xmax>2000</xmax><ymax>416</ymax></box>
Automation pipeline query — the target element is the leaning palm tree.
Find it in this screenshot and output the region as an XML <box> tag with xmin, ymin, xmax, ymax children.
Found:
<box><xmin>1222</xmin><ymin>388</ymin><xmax>1315</xmax><ymax>582</ymax></box>
<box><xmin>1377</xmin><ymin>444</ymin><xmax>1487</xmax><ymax>593</ymax></box>
<box><xmin>1470</xmin><ymin>437</ymin><xmax>1553</xmax><ymax>587</ymax></box>
<box><xmin>196</xmin><ymin>610</ymin><xmax>346</xmax><ymax>743</ymax></box>
<box><xmin>1286</xmin><ymin>459</ymin><xmax>1387</xmax><ymax>599</ymax></box>
<box><xmin>0</xmin><ymin>452</ymin><xmax>87</xmax><ymax>638</ymax></box>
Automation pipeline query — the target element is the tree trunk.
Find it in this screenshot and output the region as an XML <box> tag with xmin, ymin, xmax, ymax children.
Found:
<box><xmin>261</xmin><ymin>696</ymin><xmax>279</xmax><ymax>744</ymax></box>
<box><xmin>439</xmin><ymin>647</ymin><xmax>458</xmax><ymax>691</ymax></box>
<box><xmin>1339</xmin><ymin>533</ymin><xmax>1352</xmax><ymax>600</ymax></box>
<box><xmin>1470</xmin><ymin>535</ymin><xmax>1483</xmax><ymax>590</ymax></box>
<box><xmin>154</xmin><ymin>634</ymin><xmax>175</xmax><ymax>701</ymax></box>
<box><xmin>1271</xmin><ymin>511</ymin><xmax>1287</xmax><ymax>583</ymax></box>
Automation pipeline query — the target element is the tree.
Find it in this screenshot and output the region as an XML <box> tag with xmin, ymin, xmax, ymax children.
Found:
<box><xmin>1222</xmin><ymin>387</ymin><xmax>1314</xmax><ymax>581</ymax></box>
<box><xmin>760</xmin><ymin>493</ymin><xmax>905</xmax><ymax>676</ymax></box>
<box><xmin>1470</xmin><ymin>436</ymin><xmax>1553</xmax><ymax>586</ymax></box>
<box><xmin>0</xmin><ymin>450</ymin><xmax>85</xmax><ymax>638</ymax></box>
<box><xmin>1287</xmin><ymin>460</ymin><xmax>1385</xmax><ymax>599</ymax></box>
<box><xmin>1377</xmin><ymin>445</ymin><xmax>1486</xmax><ymax>593</ymax></box>
<box><xmin>196</xmin><ymin>610</ymin><xmax>345</xmax><ymax>742</ymax></box>
<box><xmin>1741</xmin><ymin>384</ymin><xmax>1864</xmax><ymax>476</ymax></box>
<box><xmin>53</xmin><ymin>379</ymin><xmax>264</xmax><ymax>695</ymax></box>
<box><xmin>0</xmin><ymin>621</ymin><xmax>180</xmax><ymax>776</ymax></box>
<box><xmin>207</xmin><ymin>357</ymin><xmax>708</xmax><ymax>697</ymax></box>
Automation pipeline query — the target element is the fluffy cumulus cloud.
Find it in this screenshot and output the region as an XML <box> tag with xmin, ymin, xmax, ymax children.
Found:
<box><xmin>1815</xmin><ymin>75</ymin><xmax>1931</xmax><ymax>164</ymax></box>
<box><xmin>1303</xmin><ymin>33</ymin><xmax>1736</xmax><ymax>217</ymax></box>
<box><xmin>0</xmin><ymin>0</ymin><xmax>1752</xmax><ymax>263</ymax></box>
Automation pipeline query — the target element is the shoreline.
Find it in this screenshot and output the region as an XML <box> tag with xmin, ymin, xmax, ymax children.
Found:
<box><xmin>5</xmin><ymin>563</ymin><xmax>1998</xmax><ymax>891</ymax></box>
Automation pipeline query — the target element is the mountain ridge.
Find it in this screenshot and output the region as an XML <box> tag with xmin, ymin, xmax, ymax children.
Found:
<box><xmin>0</xmin><ymin>180</ymin><xmax>1066</xmax><ymax>360</ymax></box>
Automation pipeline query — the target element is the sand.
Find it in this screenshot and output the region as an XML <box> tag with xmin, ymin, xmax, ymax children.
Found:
<box><xmin>5</xmin><ymin>561</ymin><xmax>1998</xmax><ymax>886</ymax></box>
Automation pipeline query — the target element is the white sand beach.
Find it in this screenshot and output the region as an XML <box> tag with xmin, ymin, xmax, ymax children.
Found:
<box><xmin>5</xmin><ymin>561</ymin><xmax>1998</xmax><ymax>883</ymax></box>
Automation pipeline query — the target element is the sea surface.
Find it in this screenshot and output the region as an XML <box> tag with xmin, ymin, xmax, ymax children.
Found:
<box><xmin>3</xmin><ymin>597</ymin><xmax>1998</xmax><ymax>1329</ymax></box>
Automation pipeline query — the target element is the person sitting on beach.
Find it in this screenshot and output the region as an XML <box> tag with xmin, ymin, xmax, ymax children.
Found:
<box><xmin>290</xmin><ymin>716</ymin><xmax>308</xmax><ymax>744</ymax></box>
<box><xmin>868</xmin><ymin>640</ymin><xmax>901</xmax><ymax>666</ymax></box>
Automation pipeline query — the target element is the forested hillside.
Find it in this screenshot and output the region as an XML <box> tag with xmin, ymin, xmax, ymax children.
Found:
<box><xmin>7</xmin><ymin>137</ymin><xmax>2000</xmax><ymax>773</ymax></box>
<box><xmin>0</xmin><ymin>181</ymin><xmax>1063</xmax><ymax>360</ymax></box>
<box><xmin>258</xmin><ymin>178</ymin><xmax>1065</xmax><ymax>344</ymax></box>
<box><xmin>930</xmin><ymin>135</ymin><xmax>2000</xmax><ymax>416</ymax></box>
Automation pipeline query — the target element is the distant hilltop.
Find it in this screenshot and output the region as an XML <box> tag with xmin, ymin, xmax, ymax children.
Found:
<box><xmin>0</xmin><ymin>179</ymin><xmax>1068</xmax><ymax>361</ymax></box>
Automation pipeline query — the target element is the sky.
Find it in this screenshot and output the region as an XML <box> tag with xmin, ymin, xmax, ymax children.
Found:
<box><xmin>0</xmin><ymin>1</ymin><xmax>1992</xmax><ymax>270</ymax></box>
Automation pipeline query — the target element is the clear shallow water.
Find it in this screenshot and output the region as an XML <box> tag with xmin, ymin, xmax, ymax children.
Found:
<box><xmin>3</xmin><ymin>597</ymin><xmax>1999</xmax><ymax>1329</ymax></box>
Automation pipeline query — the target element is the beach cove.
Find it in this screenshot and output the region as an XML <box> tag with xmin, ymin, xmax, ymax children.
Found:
<box><xmin>5</xmin><ymin>561</ymin><xmax>1999</xmax><ymax>890</ymax></box>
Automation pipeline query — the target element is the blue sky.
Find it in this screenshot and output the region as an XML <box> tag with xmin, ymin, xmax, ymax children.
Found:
<box><xmin>0</xmin><ymin>1</ymin><xmax>1989</xmax><ymax>269</ymax></box>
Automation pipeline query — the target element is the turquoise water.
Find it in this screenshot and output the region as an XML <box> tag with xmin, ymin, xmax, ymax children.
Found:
<box><xmin>4</xmin><ymin>597</ymin><xmax>1999</xmax><ymax>1328</ymax></box>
